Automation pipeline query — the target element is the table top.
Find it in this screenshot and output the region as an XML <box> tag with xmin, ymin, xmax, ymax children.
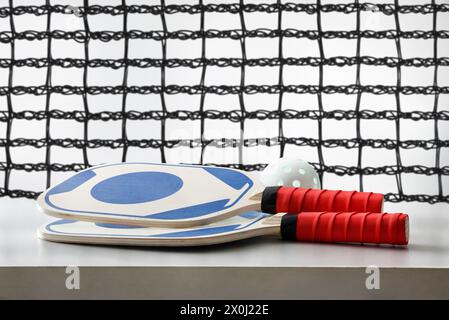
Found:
<box><xmin>1</xmin><ymin>197</ymin><xmax>448</xmax><ymax>268</ymax></box>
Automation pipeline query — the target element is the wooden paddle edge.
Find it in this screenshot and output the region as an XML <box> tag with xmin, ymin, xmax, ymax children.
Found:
<box><xmin>37</xmin><ymin>222</ymin><xmax>280</xmax><ymax>247</ymax></box>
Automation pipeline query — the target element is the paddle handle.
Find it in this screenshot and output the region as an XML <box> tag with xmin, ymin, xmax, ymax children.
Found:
<box><xmin>261</xmin><ymin>187</ymin><xmax>384</xmax><ymax>214</ymax></box>
<box><xmin>280</xmin><ymin>212</ymin><xmax>408</xmax><ymax>245</ymax></box>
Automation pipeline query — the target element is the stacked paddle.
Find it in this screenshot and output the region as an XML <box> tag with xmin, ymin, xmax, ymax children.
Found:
<box><xmin>37</xmin><ymin>162</ymin><xmax>408</xmax><ymax>247</ymax></box>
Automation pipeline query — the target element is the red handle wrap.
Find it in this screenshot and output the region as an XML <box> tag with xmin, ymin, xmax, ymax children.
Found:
<box><xmin>276</xmin><ymin>187</ymin><xmax>384</xmax><ymax>214</ymax></box>
<box><xmin>280</xmin><ymin>212</ymin><xmax>408</xmax><ymax>245</ymax></box>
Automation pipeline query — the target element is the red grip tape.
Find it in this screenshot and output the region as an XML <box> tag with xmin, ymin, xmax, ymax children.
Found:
<box><xmin>295</xmin><ymin>212</ymin><xmax>408</xmax><ymax>245</ymax></box>
<box><xmin>276</xmin><ymin>187</ymin><xmax>384</xmax><ymax>214</ymax></box>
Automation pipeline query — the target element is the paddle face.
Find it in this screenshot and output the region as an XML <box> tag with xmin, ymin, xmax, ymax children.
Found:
<box><xmin>37</xmin><ymin>163</ymin><xmax>263</xmax><ymax>227</ymax></box>
<box><xmin>38</xmin><ymin>212</ymin><xmax>276</xmax><ymax>247</ymax></box>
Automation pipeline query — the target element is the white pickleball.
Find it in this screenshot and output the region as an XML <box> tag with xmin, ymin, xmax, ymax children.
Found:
<box><xmin>260</xmin><ymin>158</ymin><xmax>321</xmax><ymax>189</ymax></box>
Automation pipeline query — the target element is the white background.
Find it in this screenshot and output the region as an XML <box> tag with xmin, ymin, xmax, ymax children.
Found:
<box><xmin>0</xmin><ymin>0</ymin><xmax>448</xmax><ymax>199</ymax></box>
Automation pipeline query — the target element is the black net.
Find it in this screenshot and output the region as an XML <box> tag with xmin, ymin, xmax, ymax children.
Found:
<box><xmin>0</xmin><ymin>1</ymin><xmax>448</xmax><ymax>203</ymax></box>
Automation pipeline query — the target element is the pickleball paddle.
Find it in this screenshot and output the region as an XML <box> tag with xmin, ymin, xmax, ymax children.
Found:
<box><xmin>37</xmin><ymin>162</ymin><xmax>384</xmax><ymax>228</ymax></box>
<box><xmin>39</xmin><ymin>211</ymin><xmax>408</xmax><ymax>247</ymax></box>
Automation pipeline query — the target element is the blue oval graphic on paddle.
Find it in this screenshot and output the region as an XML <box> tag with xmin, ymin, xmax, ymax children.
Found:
<box><xmin>91</xmin><ymin>171</ymin><xmax>183</xmax><ymax>204</ymax></box>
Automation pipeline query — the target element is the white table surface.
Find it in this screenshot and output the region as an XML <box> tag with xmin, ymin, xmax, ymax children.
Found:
<box><xmin>1</xmin><ymin>197</ymin><xmax>449</xmax><ymax>299</ymax></box>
